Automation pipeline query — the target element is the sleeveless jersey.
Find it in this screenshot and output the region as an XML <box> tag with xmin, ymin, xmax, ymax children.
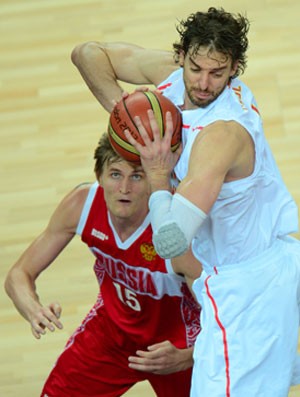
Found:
<box><xmin>76</xmin><ymin>182</ymin><xmax>200</xmax><ymax>347</ymax></box>
<box><xmin>158</xmin><ymin>69</ymin><xmax>298</xmax><ymax>269</ymax></box>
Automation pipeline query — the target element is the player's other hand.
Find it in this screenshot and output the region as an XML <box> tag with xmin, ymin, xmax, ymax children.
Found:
<box><xmin>128</xmin><ymin>340</ymin><xmax>193</xmax><ymax>374</ymax></box>
<box><xmin>30</xmin><ymin>302</ymin><xmax>63</xmax><ymax>339</ymax></box>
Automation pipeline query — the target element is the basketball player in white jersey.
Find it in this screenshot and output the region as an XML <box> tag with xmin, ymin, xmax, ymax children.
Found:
<box><xmin>72</xmin><ymin>6</ymin><xmax>300</xmax><ymax>397</ymax></box>
<box><xmin>5</xmin><ymin>133</ymin><xmax>201</xmax><ymax>397</ymax></box>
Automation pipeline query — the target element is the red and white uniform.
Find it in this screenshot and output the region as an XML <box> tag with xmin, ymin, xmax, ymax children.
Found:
<box><xmin>158</xmin><ymin>69</ymin><xmax>300</xmax><ymax>397</ymax></box>
<box><xmin>41</xmin><ymin>182</ymin><xmax>200</xmax><ymax>397</ymax></box>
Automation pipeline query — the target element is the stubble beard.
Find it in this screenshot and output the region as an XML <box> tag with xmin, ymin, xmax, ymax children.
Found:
<box><xmin>185</xmin><ymin>79</ymin><xmax>230</xmax><ymax>109</ymax></box>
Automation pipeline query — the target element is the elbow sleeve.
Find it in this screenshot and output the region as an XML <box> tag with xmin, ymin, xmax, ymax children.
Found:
<box><xmin>149</xmin><ymin>191</ymin><xmax>207</xmax><ymax>258</ymax></box>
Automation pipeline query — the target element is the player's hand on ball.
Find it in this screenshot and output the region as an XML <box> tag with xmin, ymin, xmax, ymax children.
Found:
<box><xmin>108</xmin><ymin>90</ymin><xmax>182</xmax><ymax>164</ymax></box>
<box><xmin>30</xmin><ymin>302</ymin><xmax>63</xmax><ymax>339</ymax></box>
<box><xmin>125</xmin><ymin>110</ymin><xmax>182</xmax><ymax>189</ymax></box>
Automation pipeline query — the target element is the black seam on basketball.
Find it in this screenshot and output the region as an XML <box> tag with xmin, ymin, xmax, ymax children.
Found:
<box><xmin>122</xmin><ymin>97</ymin><xmax>140</xmax><ymax>134</ymax></box>
<box><xmin>108</xmin><ymin>124</ymin><xmax>139</xmax><ymax>155</ymax></box>
<box><xmin>144</xmin><ymin>92</ymin><xmax>164</xmax><ymax>137</ymax></box>
<box><xmin>171</xmin><ymin>142</ymin><xmax>180</xmax><ymax>152</ymax></box>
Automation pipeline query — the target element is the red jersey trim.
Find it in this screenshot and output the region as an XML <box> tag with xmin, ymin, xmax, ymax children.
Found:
<box><xmin>205</xmin><ymin>275</ymin><xmax>230</xmax><ymax>397</ymax></box>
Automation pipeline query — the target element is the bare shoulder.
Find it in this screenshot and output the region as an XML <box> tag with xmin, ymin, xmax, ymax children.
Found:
<box><xmin>138</xmin><ymin>44</ymin><xmax>178</xmax><ymax>81</ymax></box>
<box><xmin>61</xmin><ymin>183</ymin><xmax>92</xmax><ymax>210</ymax></box>
<box><xmin>151</xmin><ymin>49</ymin><xmax>179</xmax><ymax>85</ymax></box>
<box><xmin>193</xmin><ymin>120</ymin><xmax>250</xmax><ymax>151</ymax></box>
<box><xmin>192</xmin><ymin>120</ymin><xmax>254</xmax><ymax>181</ymax></box>
<box><xmin>50</xmin><ymin>183</ymin><xmax>93</xmax><ymax>231</ymax></box>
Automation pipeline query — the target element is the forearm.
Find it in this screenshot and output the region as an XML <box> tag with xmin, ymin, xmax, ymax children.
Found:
<box><xmin>71</xmin><ymin>41</ymin><xmax>123</xmax><ymax>112</ymax></box>
<box><xmin>71</xmin><ymin>41</ymin><xmax>175</xmax><ymax>112</ymax></box>
<box><xmin>5</xmin><ymin>267</ymin><xmax>42</xmax><ymax>323</ymax></box>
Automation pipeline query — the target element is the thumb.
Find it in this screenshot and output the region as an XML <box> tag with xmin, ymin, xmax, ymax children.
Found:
<box><xmin>147</xmin><ymin>341</ymin><xmax>168</xmax><ymax>351</ymax></box>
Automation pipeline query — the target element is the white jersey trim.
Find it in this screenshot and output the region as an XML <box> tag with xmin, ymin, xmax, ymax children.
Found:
<box><xmin>76</xmin><ymin>181</ymin><xmax>99</xmax><ymax>236</ymax></box>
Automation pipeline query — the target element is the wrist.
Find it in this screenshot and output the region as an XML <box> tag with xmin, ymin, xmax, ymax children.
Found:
<box><xmin>182</xmin><ymin>347</ymin><xmax>194</xmax><ymax>370</ymax></box>
<box><xmin>148</xmin><ymin>173</ymin><xmax>172</xmax><ymax>193</ymax></box>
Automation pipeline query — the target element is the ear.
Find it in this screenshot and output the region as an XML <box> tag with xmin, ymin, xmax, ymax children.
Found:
<box><xmin>96</xmin><ymin>173</ymin><xmax>103</xmax><ymax>186</ymax></box>
<box><xmin>178</xmin><ymin>50</ymin><xmax>185</xmax><ymax>67</ymax></box>
<box><xmin>230</xmin><ymin>60</ymin><xmax>239</xmax><ymax>77</ymax></box>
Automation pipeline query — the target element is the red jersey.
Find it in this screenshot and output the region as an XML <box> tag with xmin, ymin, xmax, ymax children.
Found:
<box><xmin>77</xmin><ymin>182</ymin><xmax>200</xmax><ymax>349</ymax></box>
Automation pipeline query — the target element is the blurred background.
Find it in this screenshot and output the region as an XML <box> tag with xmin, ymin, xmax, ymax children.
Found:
<box><xmin>1</xmin><ymin>0</ymin><xmax>299</xmax><ymax>396</ymax></box>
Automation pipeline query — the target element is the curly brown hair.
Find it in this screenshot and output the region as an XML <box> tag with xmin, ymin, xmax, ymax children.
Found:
<box><xmin>173</xmin><ymin>7</ymin><xmax>250</xmax><ymax>78</ymax></box>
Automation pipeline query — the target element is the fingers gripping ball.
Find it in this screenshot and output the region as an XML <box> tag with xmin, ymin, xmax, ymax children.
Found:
<box><xmin>108</xmin><ymin>91</ymin><xmax>182</xmax><ymax>163</ymax></box>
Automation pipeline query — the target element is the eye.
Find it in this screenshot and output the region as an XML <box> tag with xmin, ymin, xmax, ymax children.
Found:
<box><xmin>190</xmin><ymin>66</ymin><xmax>201</xmax><ymax>73</ymax></box>
<box><xmin>131</xmin><ymin>173</ymin><xmax>142</xmax><ymax>181</ymax></box>
<box><xmin>111</xmin><ymin>171</ymin><xmax>121</xmax><ymax>179</ymax></box>
<box><xmin>212</xmin><ymin>70</ymin><xmax>225</xmax><ymax>78</ymax></box>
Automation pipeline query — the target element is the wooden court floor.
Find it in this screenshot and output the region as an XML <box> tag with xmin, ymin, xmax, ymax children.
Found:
<box><xmin>1</xmin><ymin>0</ymin><xmax>300</xmax><ymax>396</ymax></box>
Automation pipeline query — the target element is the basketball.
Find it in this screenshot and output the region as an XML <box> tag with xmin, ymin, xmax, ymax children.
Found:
<box><xmin>108</xmin><ymin>91</ymin><xmax>182</xmax><ymax>163</ymax></box>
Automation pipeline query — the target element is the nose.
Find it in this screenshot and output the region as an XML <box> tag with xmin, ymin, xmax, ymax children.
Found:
<box><xmin>197</xmin><ymin>72</ymin><xmax>209</xmax><ymax>91</ymax></box>
<box><xmin>119</xmin><ymin>178</ymin><xmax>131</xmax><ymax>194</ymax></box>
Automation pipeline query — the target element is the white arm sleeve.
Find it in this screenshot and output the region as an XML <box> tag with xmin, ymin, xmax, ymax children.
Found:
<box><xmin>149</xmin><ymin>191</ymin><xmax>207</xmax><ymax>258</ymax></box>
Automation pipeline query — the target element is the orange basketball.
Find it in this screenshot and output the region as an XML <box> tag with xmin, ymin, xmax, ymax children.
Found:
<box><xmin>108</xmin><ymin>91</ymin><xmax>182</xmax><ymax>164</ymax></box>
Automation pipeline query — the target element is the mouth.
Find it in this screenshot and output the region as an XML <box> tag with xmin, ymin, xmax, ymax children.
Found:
<box><xmin>193</xmin><ymin>90</ymin><xmax>211</xmax><ymax>99</ymax></box>
<box><xmin>187</xmin><ymin>89</ymin><xmax>214</xmax><ymax>108</ymax></box>
<box><xmin>118</xmin><ymin>199</ymin><xmax>131</xmax><ymax>204</ymax></box>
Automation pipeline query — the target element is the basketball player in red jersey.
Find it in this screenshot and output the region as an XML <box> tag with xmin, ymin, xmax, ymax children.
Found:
<box><xmin>5</xmin><ymin>133</ymin><xmax>201</xmax><ymax>397</ymax></box>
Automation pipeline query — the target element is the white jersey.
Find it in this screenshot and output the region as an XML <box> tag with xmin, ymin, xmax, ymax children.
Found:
<box><xmin>158</xmin><ymin>69</ymin><xmax>300</xmax><ymax>397</ymax></box>
<box><xmin>158</xmin><ymin>69</ymin><xmax>298</xmax><ymax>269</ymax></box>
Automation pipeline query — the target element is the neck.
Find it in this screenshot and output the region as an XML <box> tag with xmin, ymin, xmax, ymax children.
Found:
<box><xmin>110</xmin><ymin>213</ymin><xmax>148</xmax><ymax>242</ymax></box>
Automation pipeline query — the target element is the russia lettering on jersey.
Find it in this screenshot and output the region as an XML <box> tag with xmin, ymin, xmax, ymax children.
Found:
<box><xmin>93</xmin><ymin>250</ymin><xmax>159</xmax><ymax>298</ymax></box>
<box><xmin>76</xmin><ymin>182</ymin><xmax>201</xmax><ymax>347</ymax></box>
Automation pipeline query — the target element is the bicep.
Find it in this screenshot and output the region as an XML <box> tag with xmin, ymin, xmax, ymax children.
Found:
<box><xmin>177</xmin><ymin>121</ymin><xmax>245</xmax><ymax>213</ymax></box>
<box><xmin>10</xmin><ymin>186</ymin><xmax>86</xmax><ymax>280</ymax></box>
<box><xmin>11</xmin><ymin>222</ymin><xmax>75</xmax><ymax>281</ymax></box>
<box><xmin>102</xmin><ymin>42</ymin><xmax>177</xmax><ymax>86</ymax></box>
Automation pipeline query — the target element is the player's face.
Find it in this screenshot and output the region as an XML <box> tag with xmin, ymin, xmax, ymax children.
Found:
<box><xmin>180</xmin><ymin>46</ymin><xmax>238</xmax><ymax>109</ymax></box>
<box><xmin>100</xmin><ymin>159</ymin><xmax>150</xmax><ymax>224</ymax></box>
